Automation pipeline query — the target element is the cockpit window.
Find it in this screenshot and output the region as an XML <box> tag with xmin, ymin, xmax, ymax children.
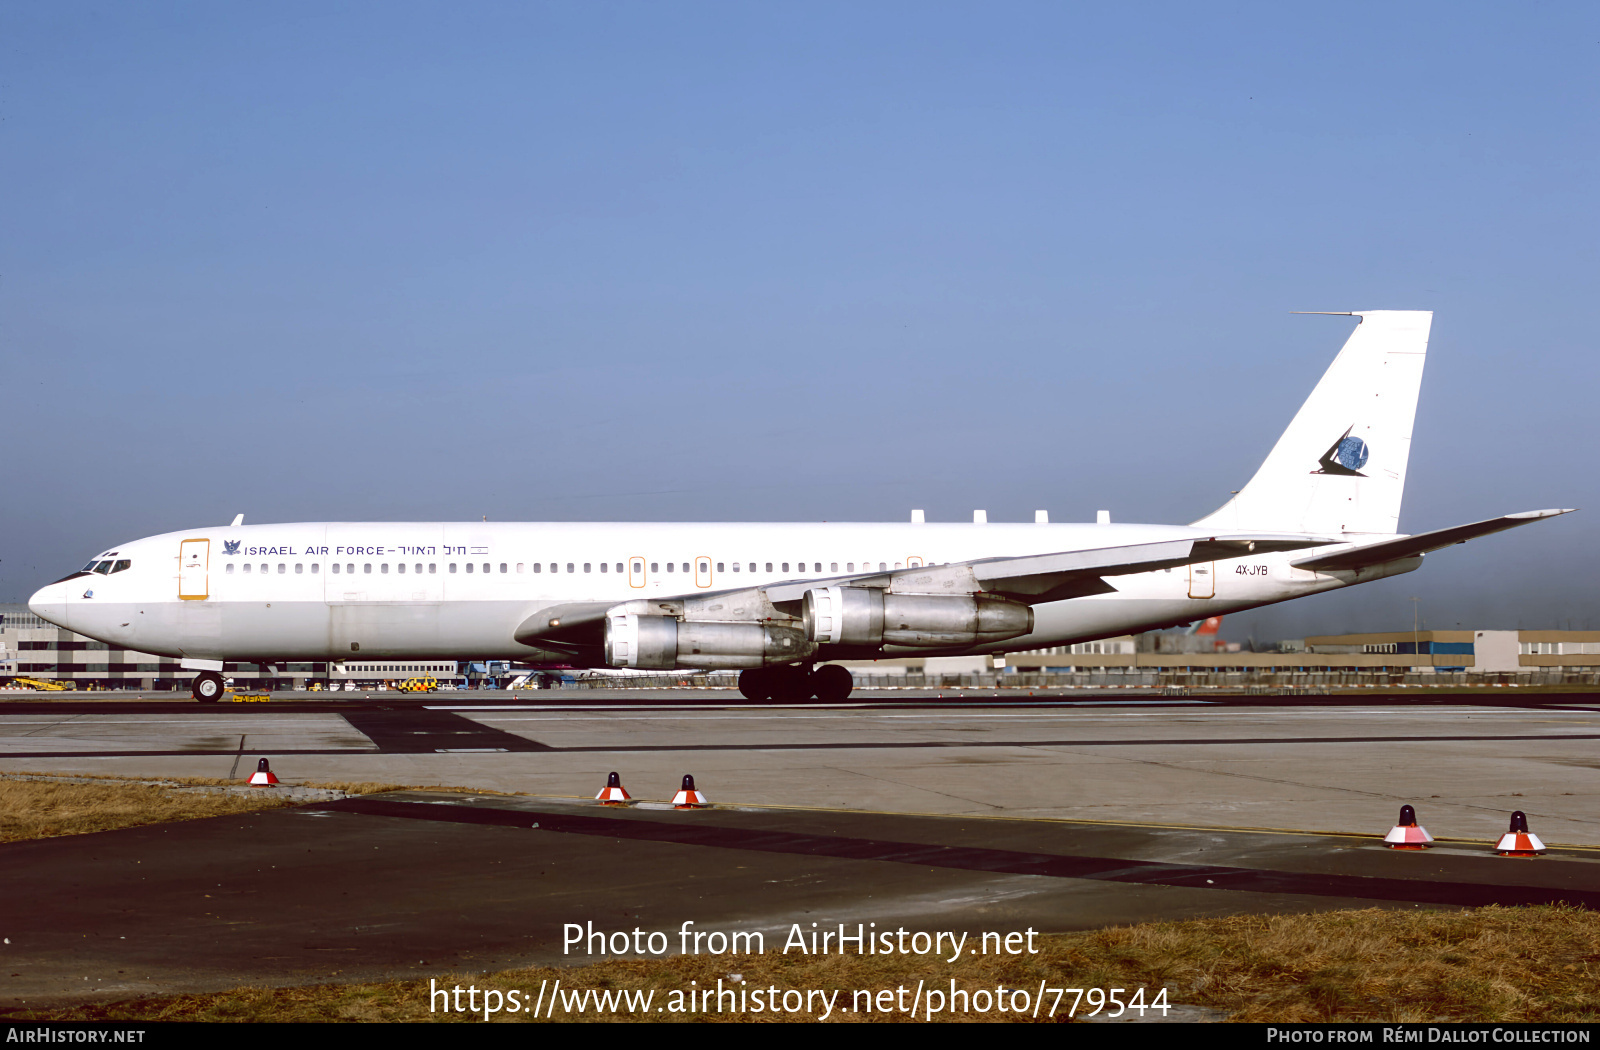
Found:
<box><xmin>81</xmin><ymin>561</ymin><xmax>99</xmax><ymax>573</ymax></box>
<box><xmin>92</xmin><ymin>561</ymin><xmax>114</xmax><ymax>574</ymax></box>
<box><xmin>111</xmin><ymin>560</ymin><xmax>132</xmax><ymax>573</ymax></box>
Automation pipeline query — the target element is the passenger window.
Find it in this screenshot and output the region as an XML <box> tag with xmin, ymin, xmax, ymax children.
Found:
<box><xmin>295</xmin><ymin>564</ymin><xmax>304</xmax><ymax>574</ymax></box>
<box><xmin>584</xmin><ymin>563</ymin><xmax>591</xmax><ymax>573</ymax></box>
<box><xmin>781</xmin><ymin>563</ymin><xmax>788</xmax><ymax>572</ymax></box>
<box><xmin>650</xmin><ymin>562</ymin><xmax>658</xmax><ymax>572</ymax></box>
<box><xmin>517</xmin><ymin>563</ymin><xmax>524</xmax><ymax>573</ymax></box>
<box><xmin>347</xmin><ymin>564</ymin><xmax>355</xmax><ymax>574</ymax></box>
<box><xmin>260</xmin><ymin>564</ymin><xmax>268</xmax><ymax>574</ymax></box>
<box><xmin>466</xmin><ymin>563</ymin><xmax>474</xmax><ymax>573</ymax></box>
<box><xmin>429</xmin><ymin>563</ymin><xmax>436</xmax><ymax>574</ymax></box>
<box><xmin>449</xmin><ymin>564</ymin><xmax>457</xmax><ymax>573</ymax></box>
<box><xmin>482</xmin><ymin>563</ymin><xmax>490</xmax><ymax>573</ymax></box>
<box><xmin>500</xmin><ymin>563</ymin><xmax>508</xmax><ymax>573</ymax></box>
<box><xmin>599</xmin><ymin>562</ymin><xmax>607</xmax><ymax>573</ymax></box>
<box><xmin>831</xmin><ymin>563</ymin><xmax>837</xmax><ymax>572</ymax></box>
<box><xmin>278</xmin><ymin>564</ymin><xmax>286</xmax><ymax>574</ymax></box>
<box><xmin>682</xmin><ymin>563</ymin><xmax>690</xmax><ymax>573</ymax></box>
<box><xmin>846</xmin><ymin>563</ymin><xmax>854</xmax><ymax>572</ymax></box>
<box><xmin>615</xmin><ymin>563</ymin><xmax>623</xmax><ymax>573</ymax></box>
<box><xmin>311</xmin><ymin>564</ymin><xmax>320</xmax><ymax>574</ymax></box>
<box><xmin>243</xmin><ymin>564</ymin><xmax>252</xmax><ymax>574</ymax></box>
<box><xmin>365</xmin><ymin>564</ymin><xmax>373</xmax><ymax>574</ymax></box>
<box><xmin>565</xmin><ymin>563</ymin><xmax>573</xmax><ymax>573</ymax></box>
<box><xmin>415</xmin><ymin>563</ymin><xmax>422</xmax><ymax>574</ymax></box>
<box><xmin>666</xmin><ymin>563</ymin><xmax>674</xmax><ymax>573</ymax></box>
<box><xmin>879</xmin><ymin>562</ymin><xmax>887</xmax><ymax>571</ymax></box>
<box><xmin>814</xmin><ymin>563</ymin><xmax>821</xmax><ymax>573</ymax></box>
<box><xmin>226</xmin><ymin>564</ymin><xmax>235</xmax><ymax>574</ymax></box>
<box><xmin>331</xmin><ymin>564</ymin><xmax>339</xmax><ymax>574</ymax></box>
<box><xmin>533</xmin><ymin>563</ymin><xmax>541</xmax><ymax>573</ymax></box>
<box><xmin>764</xmin><ymin>563</ymin><xmax>771</xmax><ymax>572</ymax></box>
<box><xmin>397</xmin><ymin>564</ymin><xmax>405</xmax><ymax>574</ymax></box>
<box><xmin>381</xmin><ymin>564</ymin><xmax>389</xmax><ymax>574</ymax></box>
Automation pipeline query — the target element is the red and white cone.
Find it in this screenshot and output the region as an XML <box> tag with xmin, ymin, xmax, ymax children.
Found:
<box><xmin>672</xmin><ymin>774</ymin><xmax>709</xmax><ymax>809</ymax></box>
<box><xmin>248</xmin><ymin>758</ymin><xmax>279</xmax><ymax>787</ymax></box>
<box><xmin>1383</xmin><ymin>804</ymin><xmax>1433</xmax><ymax>849</ymax></box>
<box><xmin>1495</xmin><ymin>811</ymin><xmax>1546</xmax><ymax>856</ymax></box>
<box><xmin>595</xmin><ymin>771</ymin><xmax>632</xmax><ymax>804</ymax></box>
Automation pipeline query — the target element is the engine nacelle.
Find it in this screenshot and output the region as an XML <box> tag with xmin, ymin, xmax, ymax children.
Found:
<box><xmin>802</xmin><ymin>586</ymin><xmax>1033</xmax><ymax>648</ymax></box>
<box><xmin>604</xmin><ymin>612</ymin><xmax>813</xmax><ymax>669</ymax></box>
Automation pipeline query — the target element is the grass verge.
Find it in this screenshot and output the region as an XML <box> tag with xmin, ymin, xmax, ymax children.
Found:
<box><xmin>0</xmin><ymin>774</ymin><xmax>514</xmax><ymax>843</ymax></box>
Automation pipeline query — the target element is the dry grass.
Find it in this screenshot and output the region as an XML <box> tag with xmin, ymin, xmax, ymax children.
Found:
<box><xmin>8</xmin><ymin>906</ymin><xmax>1597</xmax><ymax>1023</ymax></box>
<box><xmin>0</xmin><ymin>774</ymin><xmax>516</xmax><ymax>843</ymax></box>
<box><xmin>0</xmin><ymin>776</ymin><xmax>301</xmax><ymax>842</ymax></box>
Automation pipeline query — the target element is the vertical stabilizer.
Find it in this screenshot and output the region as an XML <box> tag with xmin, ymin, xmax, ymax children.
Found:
<box><xmin>1193</xmin><ymin>310</ymin><xmax>1431</xmax><ymax>537</ymax></box>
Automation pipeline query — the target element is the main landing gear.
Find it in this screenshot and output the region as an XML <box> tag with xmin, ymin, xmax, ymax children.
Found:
<box><xmin>737</xmin><ymin>663</ymin><xmax>854</xmax><ymax>703</ymax></box>
<box><xmin>191</xmin><ymin>671</ymin><xmax>224</xmax><ymax>703</ymax></box>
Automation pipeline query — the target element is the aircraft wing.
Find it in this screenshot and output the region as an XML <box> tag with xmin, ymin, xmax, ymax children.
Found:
<box><xmin>764</xmin><ymin>533</ymin><xmax>1338</xmax><ymax>605</ymax></box>
<box><xmin>1290</xmin><ymin>509</ymin><xmax>1575</xmax><ymax>573</ymax></box>
<box><xmin>516</xmin><ymin>531</ymin><xmax>1339</xmax><ymax>648</ymax></box>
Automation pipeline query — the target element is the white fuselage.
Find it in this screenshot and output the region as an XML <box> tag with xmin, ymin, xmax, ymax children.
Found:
<box><xmin>27</xmin><ymin>520</ymin><xmax>1411</xmax><ymax>665</ymax></box>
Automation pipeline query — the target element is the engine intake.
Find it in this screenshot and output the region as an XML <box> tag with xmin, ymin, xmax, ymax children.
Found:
<box><xmin>802</xmin><ymin>586</ymin><xmax>1033</xmax><ymax>648</ymax></box>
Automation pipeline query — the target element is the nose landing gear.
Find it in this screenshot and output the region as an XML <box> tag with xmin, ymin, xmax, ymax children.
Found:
<box><xmin>192</xmin><ymin>671</ymin><xmax>224</xmax><ymax>703</ymax></box>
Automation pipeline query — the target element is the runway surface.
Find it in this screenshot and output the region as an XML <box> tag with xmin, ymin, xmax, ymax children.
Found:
<box><xmin>2</xmin><ymin>693</ymin><xmax>1597</xmax><ymax>1005</ymax></box>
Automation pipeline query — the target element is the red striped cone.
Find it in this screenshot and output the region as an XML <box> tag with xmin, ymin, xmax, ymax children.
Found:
<box><xmin>248</xmin><ymin>758</ymin><xmax>279</xmax><ymax>787</ymax></box>
<box><xmin>672</xmin><ymin>774</ymin><xmax>709</xmax><ymax>809</ymax></box>
<box><xmin>595</xmin><ymin>771</ymin><xmax>632</xmax><ymax>804</ymax></box>
<box><xmin>1383</xmin><ymin>805</ymin><xmax>1433</xmax><ymax>849</ymax></box>
<box><xmin>1495</xmin><ymin>811</ymin><xmax>1546</xmax><ymax>856</ymax></box>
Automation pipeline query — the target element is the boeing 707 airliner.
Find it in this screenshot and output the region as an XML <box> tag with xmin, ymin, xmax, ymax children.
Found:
<box><xmin>28</xmin><ymin>311</ymin><xmax>1571</xmax><ymax>701</ymax></box>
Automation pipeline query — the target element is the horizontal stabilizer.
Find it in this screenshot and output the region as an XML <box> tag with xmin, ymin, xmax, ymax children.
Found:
<box><xmin>1290</xmin><ymin>509</ymin><xmax>1575</xmax><ymax>573</ymax></box>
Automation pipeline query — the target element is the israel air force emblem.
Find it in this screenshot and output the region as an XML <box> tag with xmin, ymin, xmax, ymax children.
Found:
<box><xmin>222</xmin><ymin>540</ymin><xmax>242</xmax><ymax>555</ymax></box>
<box><xmin>1313</xmin><ymin>426</ymin><xmax>1369</xmax><ymax>477</ymax></box>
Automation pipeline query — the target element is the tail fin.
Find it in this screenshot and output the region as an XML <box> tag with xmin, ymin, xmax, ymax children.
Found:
<box><xmin>1193</xmin><ymin>310</ymin><xmax>1431</xmax><ymax>537</ymax></box>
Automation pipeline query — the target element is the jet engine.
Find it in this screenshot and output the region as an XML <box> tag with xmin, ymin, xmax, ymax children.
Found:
<box><xmin>802</xmin><ymin>586</ymin><xmax>1033</xmax><ymax>648</ymax></box>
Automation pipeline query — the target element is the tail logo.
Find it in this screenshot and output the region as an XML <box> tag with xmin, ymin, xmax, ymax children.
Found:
<box><xmin>1313</xmin><ymin>427</ymin><xmax>1369</xmax><ymax>477</ymax></box>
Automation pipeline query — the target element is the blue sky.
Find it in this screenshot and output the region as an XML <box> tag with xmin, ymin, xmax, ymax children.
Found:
<box><xmin>4</xmin><ymin>2</ymin><xmax>1596</xmax><ymax>639</ymax></box>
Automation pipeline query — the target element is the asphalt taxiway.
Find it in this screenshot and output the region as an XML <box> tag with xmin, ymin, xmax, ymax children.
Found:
<box><xmin>2</xmin><ymin>693</ymin><xmax>1597</xmax><ymax>1005</ymax></box>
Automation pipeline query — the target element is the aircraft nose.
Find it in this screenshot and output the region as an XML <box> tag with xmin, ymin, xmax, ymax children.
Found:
<box><xmin>29</xmin><ymin>581</ymin><xmax>72</xmax><ymax>630</ymax></box>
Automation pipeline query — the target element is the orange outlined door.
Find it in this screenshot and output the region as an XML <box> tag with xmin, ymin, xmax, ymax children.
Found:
<box><xmin>629</xmin><ymin>557</ymin><xmax>646</xmax><ymax>588</ymax></box>
<box><xmin>1188</xmin><ymin>563</ymin><xmax>1215</xmax><ymax>599</ymax></box>
<box><xmin>179</xmin><ymin>539</ymin><xmax>210</xmax><ymax>600</ymax></box>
